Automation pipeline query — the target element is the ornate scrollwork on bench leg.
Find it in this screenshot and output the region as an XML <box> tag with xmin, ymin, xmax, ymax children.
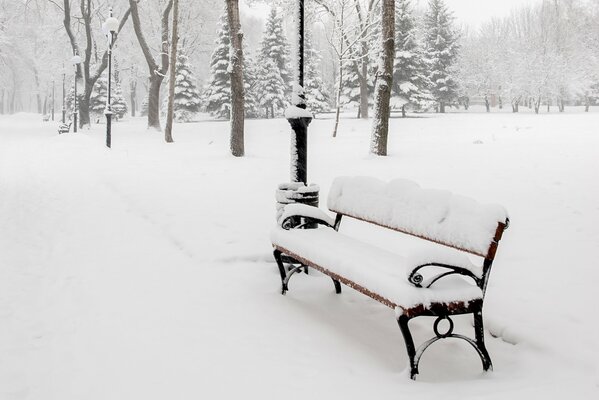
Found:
<box><xmin>273</xmin><ymin>249</ymin><xmax>310</xmax><ymax>295</ymax></box>
<box><xmin>397</xmin><ymin>305</ymin><xmax>493</xmax><ymax>380</ymax></box>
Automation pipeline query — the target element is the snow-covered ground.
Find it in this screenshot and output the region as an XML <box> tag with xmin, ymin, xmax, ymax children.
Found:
<box><xmin>1</xmin><ymin>110</ymin><xmax>598</xmax><ymax>399</ymax></box>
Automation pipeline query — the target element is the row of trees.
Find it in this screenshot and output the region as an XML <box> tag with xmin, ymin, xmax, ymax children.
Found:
<box><xmin>457</xmin><ymin>0</ymin><xmax>599</xmax><ymax>113</ymax></box>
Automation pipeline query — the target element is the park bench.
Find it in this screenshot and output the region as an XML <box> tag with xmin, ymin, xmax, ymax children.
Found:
<box><xmin>58</xmin><ymin>121</ymin><xmax>72</xmax><ymax>135</ymax></box>
<box><xmin>271</xmin><ymin>176</ymin><xmax>509</xmax><ymax>379</ymax></box>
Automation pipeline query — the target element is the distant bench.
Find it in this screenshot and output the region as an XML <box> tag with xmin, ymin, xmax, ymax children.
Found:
<box><xmin>271</xmin><ymin>176</ymin><xmax>509</xmax><ymax>379</ymax></box>
<box><xmin>58</xmin><ymin>122</ymin><xmax>72</xmax><ymax>135</ymax></box>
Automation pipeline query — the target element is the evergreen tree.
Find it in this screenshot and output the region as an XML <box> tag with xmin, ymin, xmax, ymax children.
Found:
<box><xmin>259</xmin><ymin>8</ymin><xmax>292</xmax><ymax>94</ymax></box>
<box><xmin>90</xmin><ymin>77</ymin><xmax>108</xmax><ymax>117</ymax></box>
<box><xmin>205</xmin><ymin>13</ymin><xmax>232</xmax><ymax>119</ymax></box>
<box><xmin>255</xmin><ymin>58</ymin><xmax>286</xmax><ymax>118</ymax></box>
<box><xmin>243</xmin><ymin>50</ymin><xmax>260</xmax><ymax>118</ymax></box>
<box><xmin>393</xmin><ymin>0</ymin><xmax>433</xmax><ymax>115</ymax></box>
<box><xmin>304</xmin><ymin>32</ymin><xmax>330</xmax><ymax>115</ymax></box>
<box><xmin>111</xmin><ymin>82</ymin><xmax>128</xmax><ymax>120</ymax></box>
<box><xmin>167</xmin><ymin>46</ymin><xmax>202</xmax><ymax>122</ymax></box>
<box><xmin>89</xmin><ymin>76</ymin><xmax>128</xmax><ymax>121</ymax></box>
<box><xmin>423</xmin><ymin>0</ymin><xmax>459</xmax><ymax>113</ymax></box>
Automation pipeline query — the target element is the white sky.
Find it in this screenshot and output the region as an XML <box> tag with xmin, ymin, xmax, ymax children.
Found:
<box><xmin>241</xmin><ymin>0</ymin><xmax>543</xmax><ymax>28</ymax></box>
<box><xmin>433</xmin><ymin>0</ymin><xmax>542</xmax><ymax>27</ymax></box>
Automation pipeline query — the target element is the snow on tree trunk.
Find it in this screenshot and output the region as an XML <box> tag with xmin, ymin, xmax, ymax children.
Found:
<box><xmin>370</xmin><ymin>0</ymin><xmax>395</xmax><ymax>156</ymax></box>
<box><xmin>226</xmin><ymin>0</ymin><xmax>245</xmax><ymax>157</ymax></box>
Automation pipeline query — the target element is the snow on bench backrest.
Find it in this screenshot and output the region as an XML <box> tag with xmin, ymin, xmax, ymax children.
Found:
<box><xmin>327</xmin><ymin>177</ymin><xmax>508</xmax><ymax>258</ymax></box>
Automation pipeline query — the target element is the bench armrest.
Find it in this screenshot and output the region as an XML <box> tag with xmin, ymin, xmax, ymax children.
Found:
<box><xmin>407</xmin><ymin>263</ymin><xmax>482</xmax><ymax>289</ymax></box>
<box><xmin>278</xmin><ymin>203</ymin><xmax>335</xmax><ymax>230</ymax></box>
<box><xmin>406</xmin><ymin>247</ymin><xmax>483</xmax><ymax>289</ymax></box>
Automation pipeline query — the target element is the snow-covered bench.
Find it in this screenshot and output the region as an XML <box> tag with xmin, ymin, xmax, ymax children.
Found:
<box><xmin>271</xmin><ymin>176</ymin><xmax>509</xmax><ymax>379</ymax></box>
<box><xmin>58</xmin><ymin>121</ymin><xmax>72</xmax><ymax>135</ymax></box>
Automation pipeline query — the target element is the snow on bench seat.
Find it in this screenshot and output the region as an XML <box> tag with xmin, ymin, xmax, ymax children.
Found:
<box><xmin>327</xmin><ymin>177</ymin><xmax>508</xmax><ymax>257</ymax></box>
<box><xmin>271</xmin><ymin>226</ymin><xmax>483</xmax><ymax>311</ymax></box>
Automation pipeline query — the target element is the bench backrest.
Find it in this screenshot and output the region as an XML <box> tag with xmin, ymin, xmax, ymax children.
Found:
<box><xmin>327</xmin><ymin>177</ymin><xmax>509</xmax><ymax>259</ymax></box>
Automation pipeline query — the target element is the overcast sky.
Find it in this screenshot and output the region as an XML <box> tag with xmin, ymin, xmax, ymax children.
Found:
<box><xmin>241</xmin><ymin>0</ymin><xmax>543</xmax><ymax>28</ymax></box>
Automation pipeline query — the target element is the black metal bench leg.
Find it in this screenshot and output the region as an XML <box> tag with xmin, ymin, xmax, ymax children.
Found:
<box><xmin>332</xmin><ymin>279</ymin><xmax>342</xmax><ymax>294</ymax></box>
<box><xmin>473</xmin><ymin>309</ymin><xmax>493</xmax><ymax>371</ymax></box>
<box><xmin>273</xmin><ymin>250</ymin><xmax>288</xmax><ymax>295</ymax></box>
<box><xmin>397</xmin><ymin>315</ymin><xmax>419</xmax><ymax>379</ymax></box>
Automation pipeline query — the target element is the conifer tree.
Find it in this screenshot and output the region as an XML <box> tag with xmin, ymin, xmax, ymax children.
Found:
<box><xmin>423</xmin><ymin>0</ymin><xmax>459</xmax><ymax>113</ymax></box>
<box><xmin>259</xmin><ymin>8</ymin><xmax>292</xmax><ymax>93</ymax></box>
<box><xmin>304</xmin><ymin>32</ymin><xmax>330</xmax><ymax>115</ymax></box>
<box><xmin>205</xmin><ymin>13</ymin><xmax>232</xmax><ymax>119</ymax></box>
<box><xmin>393</xmin><ymin>0</ymin><xmax>433</xmax><ymax>116</ymax></box>
<box><xmin>167</xmin><ymin>46</ymin><xmax>202</xmax><ymax>122</ymax></box>
<box><xmin>243</xmin><ymin>51</ymin><xmax>260</xmax><ymax>118</ymax></box>
<box><xmin>90</xmin><ymin>77</ymin><xmax>108</xmax><ymax>117</ymax></box>
<box><xmin>111</xmin><ymin>82</ymin><xmax>128</xmax><ymax>120</ymax></box>
<box><xmin>256</xmin><ymin>58</ymin><xmax>286</xmax><ymax>118</ymax></box>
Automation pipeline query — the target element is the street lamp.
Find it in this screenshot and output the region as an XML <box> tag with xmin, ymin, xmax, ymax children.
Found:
<box><xmin>62</xmin><ymin>63</ymin><xmax>66</xmax><ymax>123</ymax></box>
<box><xmin>103</xmin><ymin>7</ymin><xmax>119</xmax><ymax>149</ymax></box>
<box><xmin>51</xmin><ymin>79</ymin><xmax>55</xmax><ymax>121</ymax></box>
<box><xmin>277</xmin><ymin>0</ymin><xmax>319</xmax><ymax>224</ymax></box>
<box><xmin>72</xmin><ymin>51</ymin><xmax>82</xmax><ymax>132</ymax></box>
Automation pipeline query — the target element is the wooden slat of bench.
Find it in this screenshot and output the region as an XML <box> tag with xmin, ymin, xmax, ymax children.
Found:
<box><xmin>330</xmin><ymin>209</ymin><xmax>507</xmax><ymax>260</ymax></box>
<box><xmin>274</xmin><ymin>244</ymin><xmax>476</xmax><ymax>317</ymax></box>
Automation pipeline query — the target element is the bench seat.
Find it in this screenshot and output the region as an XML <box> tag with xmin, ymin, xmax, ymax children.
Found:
<box><xmin>271</xmin><ymin>226</ymin><xmax>483</xmax><ymax>313</ymax></box>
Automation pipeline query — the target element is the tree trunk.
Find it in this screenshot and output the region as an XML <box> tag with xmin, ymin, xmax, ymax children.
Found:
<box><xmin>359</xmin><ymin>61</ymin><xmax>369</xmax><ymax>119</ymax></box>
<box><xmin>585</xmin><ymin>96</ymin><xmax>590</xmax><ymax>112</ymax></box>
<box><xmin>401</xmin><ymin>104</ymin><xmax>406</xmax><ymax>118</ymax></box>
<box><xmin>534</xmin><ymin>96</ymin><xmax>541</xmax><ymax>114</ymax></box>
<box><xmin>226</xmin><ymin>0</ymin><xmax>245</xmax><ymax>157</ymax></box>
<box><xmin>129</xmin><ymin>0</ymin><xmax>173</xmax><ymax>130</ymax></box>
<box><xmin>498</xmin><ymin>95</ymin><xmax>503</xmax><ymax>109</ymax></box>
<box><xmin>439</xmin><ymin>101</ymin><xmax>446</xmax><ymax>113</ymax></box>
<box><xmin>147</xmin><ymin>75</ymin><xmax>163</xmax><ymax>130</ymax></box>
<box><xmin>165</xmin><ymin>0</ymin><xmax>179</xmax><ymax>143</ymax></box>
<box><xmin>130</xmin><ymin>78</ymin><xmax>137</xmax><ymax>117</ymax></box>
<box><xmin>370</xmin><ymin>0</ymin><xmax>394</xmax><ymax>156</ymax></box>
<box><xmin>333</xmin><ymin>58</ymin><xmax>343</xmax><ymax>138</ymax></box>
<box><xmin>484</xmin><ymin>95</ymin><xmax>490</xmax><ymax>112</ymax></box>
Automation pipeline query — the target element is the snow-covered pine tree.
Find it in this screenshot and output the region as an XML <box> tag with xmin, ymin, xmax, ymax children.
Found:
<box><xmin>111</xmin><ymin>82</ymin><xmax>128</xmax><ymax>120</ymax></box>
<box><xmin>90</xmin><ymin>77</ymin><xmax>108</xmax><ymax>119</ymax></box>
<box><xmin>259</xmin><ymin>7</ymin><xmax>292</xmax><ymax>95</ymax></box>
<box><xmin>243</xmin><ymin>50</ymin><xmax>260</xmax><ymax>118</ymax></box>
<box><xmin>256</xmin><ymin>58</ymin><xmax>286</xmax><ymax>118</ymax></box>
<box><xmin>166</xmin><ymin>46</ymin><xmax>202</xmax><ymax>122</ymax></box>
<box><xmin>393</xmin><ymin>0</ymin><xmax>433</xmax><ymax>116</ymax></box>
<box><xmin>205</xmin><ymin>13</ymin><xmax>231</xmax><ymax>119</ymax></box>
<box><xmin>89</xmin><ymin>75</ymin><xmax>128</xmax><ymax>121</ymax></box>
<box><xmin>304</xmin><ymin>32</ymin><xmax>330</xmax><ymax>115</ymax></box>
<box><xmin>423</xmin><ymin>0</ymin><xmax>460</xmax><ymax>113</ymax></box>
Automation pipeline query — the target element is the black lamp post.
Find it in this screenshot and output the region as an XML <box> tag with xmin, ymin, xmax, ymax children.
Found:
<box><xmin>287</xmin><ymin>0</ymin><xmax>311</xmax><ymax>184</ymax></box>
<box><xmin>276</xmin><ymin>0</ymin><xmax>319</xmax><ymax>223</ymax></box>
<box><xmin>51</xmin><ymin>80</ymin><xmax>55</xmax><ymax>121</ymax></box>
<box><xmin>103</xmin><ymin>7</ymin><xmax>119</xmax><ymax>149</ymax></box>
<box><xmin>72</xmin><ymin>51</ymin><xmax>82</xmax><ymax>132</ymax></box>
<box><xmin>62</xmin><ymin>64</ymin><xmax>66</xmax><ymax>123</ymax></box>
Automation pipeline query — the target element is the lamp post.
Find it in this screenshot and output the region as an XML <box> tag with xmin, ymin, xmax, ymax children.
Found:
<box><xmin>103</xmin><ymin>8</ymin><xmax>119</xmax><ymax>149</ymax></box>
<box><xmin>277</xmin><ymin>0</ymin><xmax>319</xmax><ymax>223</ymax></box>
<box><xmin>62</xmin><ymin>63</ymin><xmax>66</xmax><ymax>123</ymax></box>
<box><xmin>286</xmin><ymin>0</ymin><xmax>311</xmax><ymax>184</ymax></box>
<box><xmin>72</xmin><ymin>52</ymin><xmax>82</xmax><ymax>132</ymax></box>
<box><xmin>51</xmin><ymin>80</ymin><xmax>55</xmax><ymax>121</ymax></box>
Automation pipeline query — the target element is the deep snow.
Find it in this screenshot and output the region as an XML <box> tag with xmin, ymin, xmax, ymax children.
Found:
<box><xmin>1</xmin><ymin>109</ymin><xmax>598</xmax><ymax>399</ymax></box>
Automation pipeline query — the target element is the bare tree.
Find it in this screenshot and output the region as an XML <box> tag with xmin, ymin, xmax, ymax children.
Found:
<box><xmin>370</xmin><ymin>0</ymin><xmax>394</xmax><ymax>156</ymax></box>
<box><xmin>129</xmin><ymin>0</ymin><xmax>174</xmax><ymax>130</ymax></box>
<box><xmin>165</xmin><ymin>0</ymin><xmax>179</xmax><ymax>143</ymax></box>
<box><xmin>226</xmin><ymin>0</ymin><xmax>245</xmax><ymax>157</ymax></box>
